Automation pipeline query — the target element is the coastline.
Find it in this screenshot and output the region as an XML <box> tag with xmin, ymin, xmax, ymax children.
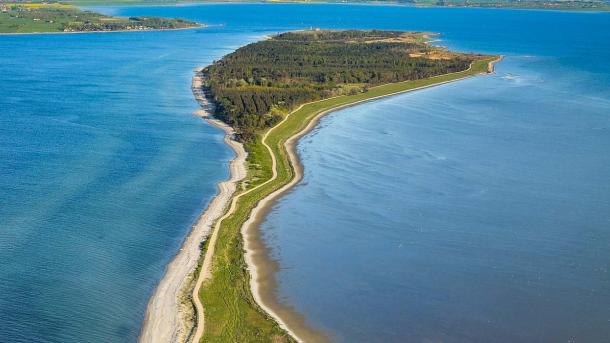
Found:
<box><xmin>240</xmin><ymin>56</ymin><xmax>503</xmax><ymax>342</ymax></box>
<box><xmin>139</xmin><ymin>67</ymin><xmax>247</xmax><ymax>343</ymax></box>
<box><xmin>49</xmin><ymin>1</ymin><xmax>609</xmax><ymax>12</ymax></box>
<box><xmin>0</xmin><ymin>25</ymin><xmax>203</xmax><ymax>36</ymax></box>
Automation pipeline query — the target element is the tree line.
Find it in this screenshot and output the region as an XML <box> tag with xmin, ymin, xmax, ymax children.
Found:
<box><xmin>202</xmin><ymin>30</ymin><xmax>479</xmax><ymax>140</ymax></box>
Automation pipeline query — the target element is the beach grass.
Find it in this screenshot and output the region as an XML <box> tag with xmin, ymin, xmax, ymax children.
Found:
<box><xmin>197</xmin><ymin>56</ymin><xmax>498</xmax><ymax>342</ymax></box>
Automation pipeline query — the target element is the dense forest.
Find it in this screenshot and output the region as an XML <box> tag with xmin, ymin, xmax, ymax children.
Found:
<box><xmin>201</xmin><ymin>30</ymin><xmax>486</xmax><ymax>140</ymax></box>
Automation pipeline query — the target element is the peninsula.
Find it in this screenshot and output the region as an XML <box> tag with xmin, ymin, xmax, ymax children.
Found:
<box><xmin>141</xmin><ymin>29</ymin><xmax>500</xmax><ymax>343</ymax></box>
<box><xmin>0</xmin><ymin>2</ymin><xmax>199</xmax><ymax>34</ymax></box>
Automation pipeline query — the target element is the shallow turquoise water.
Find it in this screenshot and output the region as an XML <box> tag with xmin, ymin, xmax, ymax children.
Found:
<box><xmin>1</xmin><ymin>4</ymin><xmax>609</xmax><ymax>343</ymax></box>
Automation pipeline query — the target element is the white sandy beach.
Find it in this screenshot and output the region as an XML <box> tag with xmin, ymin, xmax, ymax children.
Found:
<box><xmin>138</xmin><ymin>68</ymin><xmax>247</xmax><ymax>343</ymax></box>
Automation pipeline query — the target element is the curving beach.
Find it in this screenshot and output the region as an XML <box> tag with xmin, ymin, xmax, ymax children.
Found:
<box><xmin>139</xmin><ymin>69</ymin><xmax>247</xmax><ymax>343</ymax></box>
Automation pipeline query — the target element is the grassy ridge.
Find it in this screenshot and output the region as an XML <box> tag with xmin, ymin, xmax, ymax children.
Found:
<box><xmin>198</xmin><ymin>57</ymin><xmax>497</xmax><ymax>342</ymax></box>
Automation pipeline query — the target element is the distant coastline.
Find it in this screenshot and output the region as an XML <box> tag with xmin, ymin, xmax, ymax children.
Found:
<box><xmin>0</xmin><ymin>24</ymin><xmax>203</xmax><ymax>35</ymax></box>
<box><xmin>64</xmin><ymin>0</ymin><xmax>610</xmax><ymax>12</ymax></box>
<box><xmin>0</xmin><ymin>3</ymin><xmax>200</xmax><ymax>34</ymax></box>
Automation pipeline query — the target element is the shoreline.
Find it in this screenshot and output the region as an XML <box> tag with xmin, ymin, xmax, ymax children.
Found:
<box><xmin>139</xmin><ymin>67</ymin><xmax>247</xmax><ymax>343</ymax></box>
<box><xmin>0</xmin><ymin>25</ymin><xmax>203</xmax><ymax>36</ymax></box>
<box><xmin>240</xmin><ymin>56</ymin><xmax>503</xmax><ymax>342</ymax></box>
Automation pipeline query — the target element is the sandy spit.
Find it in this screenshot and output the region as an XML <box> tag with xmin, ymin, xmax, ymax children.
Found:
<box><xmin>138</xmin><ymin>67</ymin><xmax>247</xmax><ymax>343</ymax></box>
<box><xmin>139</xmin><ymin>57</ymin><xmax>501</xmax><ymax>343</ymax></box>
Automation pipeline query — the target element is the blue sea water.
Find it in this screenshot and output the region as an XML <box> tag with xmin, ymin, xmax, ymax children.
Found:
<box><xmin>1</xmin><ymin>4</ymin><xmax>609</xmax><ymax>343</ymax></box>
<box><xmin>0</xmin><ymin>22</ymin><xmax>259</xmax><ymax>343</ymax></box>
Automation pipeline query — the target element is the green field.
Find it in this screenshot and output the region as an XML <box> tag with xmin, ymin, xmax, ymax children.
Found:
<box><xmin>0</xmin><ymin>2</ymin><xmax>198</xmax><ymax>33</ymax></box>
<box><xmin>197</xmin><ymin>56</ymin><xmax>497</xmax><ymax>342</ymax></box>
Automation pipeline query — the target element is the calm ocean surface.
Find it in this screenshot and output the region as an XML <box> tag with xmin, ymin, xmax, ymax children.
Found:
<box><xmin>1</xmin><ymin>4</ymin><xmax>609</xmax><ymax>343</ymax></box>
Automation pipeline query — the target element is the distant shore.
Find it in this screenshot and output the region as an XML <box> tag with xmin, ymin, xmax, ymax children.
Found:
<box><xmin>0</xmin><ymin>25</ymin><xmax>203</xmax><ymax>36</ymax></box>
<box><xmin>62</xmin><ymin>1</ymin><xmax>610</xmax><ymax>12</ymax></box>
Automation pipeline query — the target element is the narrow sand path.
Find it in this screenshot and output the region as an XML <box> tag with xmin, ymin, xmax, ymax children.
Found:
<box><xmin>190</xmin><ymin>98</ymin><xmax>302</xmax><ymax>343</ymax></box>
